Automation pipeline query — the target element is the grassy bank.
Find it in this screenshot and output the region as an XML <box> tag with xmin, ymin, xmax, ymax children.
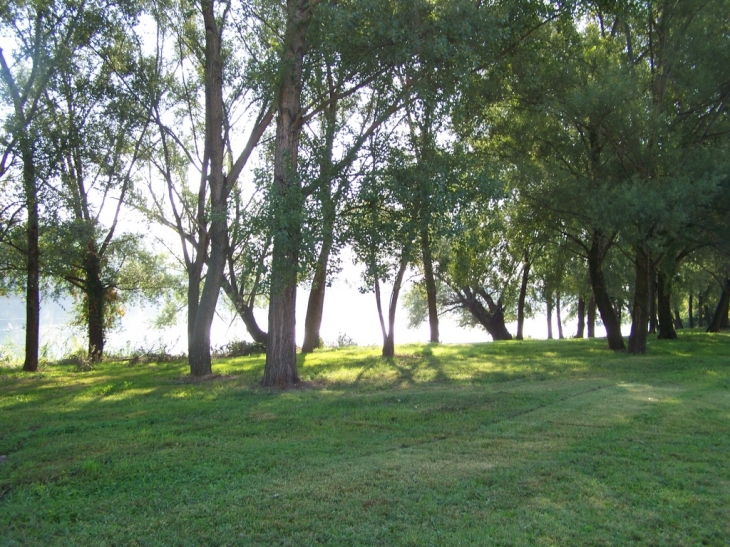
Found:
<box><xmin>1</xmin><ymin>333</ymin><xmax>729</xmax><ymax>545</ymax></box>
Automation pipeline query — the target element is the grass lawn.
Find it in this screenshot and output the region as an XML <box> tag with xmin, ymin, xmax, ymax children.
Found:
<box><xmin>1</xmin><ymin>332</ymin><xmax>729</xmax><ymax>546</ymax></box>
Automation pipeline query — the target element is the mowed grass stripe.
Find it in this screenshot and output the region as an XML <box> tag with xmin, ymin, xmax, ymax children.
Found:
<box><xmin>1</xmin><ymin>333</ymin><xmax>729</xmax><ymax>545</ymax></box>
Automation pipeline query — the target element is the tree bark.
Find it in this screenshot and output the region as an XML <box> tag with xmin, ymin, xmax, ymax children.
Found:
<box><xmin>588</xmin><ymin>231</ymin><xmax>625</xmax><ymax>350</ymax></box>
<box><xmin>628</xmin><ymin>246</ymin><xmax>651</xmax><ymax>354</ymax></box>
<box><xmin>22</xmin><ymin>140</ymin><xmax>40</xmax><ymax>372</ymax></box>
<box><xmin>556</xmin><ymin>291</ymin><xmax>564</xmax><ymax>339</ymax></box>
<box><xmin>672</xmin><ymin>308</ymin><xmax>683</xmax><ymax>330</ymax></box>
<box><xmin>421</xmin><ymin>227</ymin><xmax>440</xmax><ymax>343</ymax></box>
<box><xmin>575</xmin><ymin>296</ymin><xmax>585</xmax><ymax>338</ymax></box>
<box><xmin>656</xmin><ymin>269</ymin><xmax>677</xmax><ymax>340</ymax></box>
<box><xmin>263</xmin><ymin>0</ymin><xmax>312</xmax><ymax>386</ymax></box>
<box><xmin>84</xmin><ymin>251</ymin><xmax>106</xmax><ymax>361</ymax></box>
<box><xmin>587</xmin><ymin>296</ymin><xmax>596</xmax><ymax>338</ymax></box>
<box><xmin>516</xmin><ymin>257</ymin><xmax>530</xmax><ymax>340</ymax></box>
<box><xmin>189</xmin><ymin>0</ymin><xmax>228</xmax><ymax>376</ymax></box>
<box><xmin>457</xmin><ymin>287</ymin><xmax>512</xmax><ymax>341</ymax></box>
<box><xmin>648</xmin><ymin>268</ymin><xmax>657</xmax><ymax>334</ymax></box>
<box><xmin>546</xmin><ymin>293</ymin><xmax>553</xmax><ymax>340</ymax></box>
<box><xmin>221</xmin><ymin>278</ymin><xmax>268</xmax><ymax>345</ymax></box>
<box><xmin>375</xmin><ymin>258</ymin><xmax>408</xmax><ymax>358</ymax></box>
<box><xmin>302</xmin><ymin>83</ymin><xmax>337</xmax><ymax>354</ymax></box>
<box><xmin>301</xmin><ymin>236</ymin><xmax>332</xmax><ymax>353</ymax></box>
<box><xmin>706</xmin><ymin>278</ymin><xmax>730</xmax><ymax>333</ymax></box>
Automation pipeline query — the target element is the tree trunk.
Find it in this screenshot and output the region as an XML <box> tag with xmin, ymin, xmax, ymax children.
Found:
<box><xmin>301</xmin><ymin>237</ymin><xmax>331</xmax><ymax>353</ymax></box>
<box><xmin>421</xmin><ymin>227</ymin><xmax>440</xmax><ymax>343</ymax></box>
<box><xmin>672</xmin><ymin>308</ymin><xmax>683</xmax><ymax>330</ymax></box>
<box><xmin>706</xmin><ymin>278</ymin><xmax>730</xmax><ymax>333</ymax></box>
<box><xmin>587</xmin><ymin>296</ymin><xmax>596</xmax><ymax>338</ymax></box>
<box><xmin>189</xmin><ymin>0</ymin><xmax>228</xmax><ymax>377</ymax></box>
<box><xmin>556</xmin><ymin>291</ymin><xmax>564</xmax><ymax>339</ymax></box>
<box><xmin>656</xmin><ymin>269</ymin><xmax>677</xmax><ymax>340</ymax></box>
<box><xmin>221</xmin><ymin>279</ymin><xmax>268</xmax><ymax>345</ymax></box>
<box><xmin>458</xmin><ymin>287</ymin><xmax>512</xmax><ymax>341</ymax></box>
<box><xmin>688</xmin><ymin>294</ymin><xmax>694</xmax><ymax>328</ymax></box>
<box><xmin>85</xmin><ymin>251</ymin><xmax>106</xmax><ymax>361</ymax></box>
<box><xmin>516</xmin><ymin>257</ymin><xmax>530</xmax><ymax>340</ymax></box>
<box><xmin>648</xmin><ymin>268</ymin><xmax>657</xmax><ymax>334</ymax></box>
<box><xmin>375</xmin><ymin>259</ymin><xmax>408</xmax><ymax>357</ymax></box>
<box><xmin>22</xmin><ymin>140</ymin><xmax>40</xmax><ymax>372</ymax></box>
<box><xmin>546</xmin><ymin>293</ymin><xmax>553</xmax><ymax>340</ymax></box>
<box><xmin>376</xmin><ymin>258</ymin><xmax>408</xmax><ymax>358</ymax></box>
<box><xmin>628</xmin><ymin>246</ymin><xmax>651</xmax><ymax>354</ymax></box>
<box><xmin>302</xmin><ymin>85</ymin><xmax>337</xmax><ymax>354</ymax></box>
<box><xmin>588</xmin><ymin>231</ymin><xmax>625</xmax><ymax>350</ymax></box>
<box><xmin>575</xmin><ymin>296</ymin><xmax>585</xmax><ymax>338</ymax></box>
<box><xmin>187</xmin><ymin>259</ymin><xmax>203</xmax><ymax>358</ymax></box>
<box><xmin>263</xmin><ymin>0</ymin><xmax>312</xmax><ymax>386</ymax></box>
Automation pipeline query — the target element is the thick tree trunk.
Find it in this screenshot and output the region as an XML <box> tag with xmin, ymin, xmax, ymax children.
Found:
<box><xmin>556</xmin><ymin>291</ymin><xmax>564</xmax><ymax>339</ymax></box>
<box><xmin>85</xmin><ymin>252</ymin><xmax>106</xmax><ymax>361</ymax></box>
<box><xmin>421</xmin><ymin>228</ymin><xmax>439</xmax><ymax>344</ymax></box>
<box><xmin>628</xmin><ymin>246</ymin><xmax>651</xmax><ymax>354</ymax></box>
<box><xmin>263</xmin><ymin>0</ymin><xmax>312</xmax><ymax>386</ymax></box>
<box><xmin>688</xmin><ymin>294</ymin><xmax>694</xmax><ymax>328</ymax></box>
<box><xmin>189</xmin><ymin>0</ymin><xmax>228</xmax><ymax>376</ymax></box>
<box><xmin>23</xmin><ymin>148</ymin><xmax>40</xmax><ymax>372</ymax></box>
<box><xmin>575</xmin><ymin>296</ymin><xmax>585</xmax><ymax>338</ymax></box>
<box><xmin>656</xmin><ymin>269</ymin><xmax>677</xmax><ymax>340</ymax></box>
<box><xmin>458</xmin><ymin>287</ymin><xmax>512</xmax><ymax>341</ymax></box>
<box><xmin>706</xmin><ymin>278</ymin><xmax>730</xmax><ymax>333</ymax></box>
<box><xmin>587</xmin><ymin>297</ymin><xmax>596</xmax><ymax>338</ymax></box>
<box><xmin>546</xmin><ymin>294</ymin><xmax>553</xmax><ymax>340</ymax></box>
<box><xmin>516</xmin><ymin>258</ymin><xmax>530</xmax><ymax>340</ymax></box>
<box><xmin>588</xmin><ymin>231</ymin><xmax>625</xmax><ymax>350</ymax></box>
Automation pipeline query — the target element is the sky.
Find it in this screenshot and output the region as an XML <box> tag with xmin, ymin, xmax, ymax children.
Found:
<box><xmin>1</xmin><ymin>261</ymin><xmax>615</xmax><ymax>361</ymax></box>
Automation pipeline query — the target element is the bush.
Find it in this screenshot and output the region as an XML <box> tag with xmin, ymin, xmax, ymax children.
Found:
<box><xmin>212</xmin><ymin>340</ymin><xmax>266</xmax><ymax>358</ymax></box>
<box><xmin>333</xmin><ymin>333</ymin><xmax>357</xmax><ymax>348</ymax></box>
<box><xmin>56</xmin><ymin>349</ymin><xmax>94</xmax><ymax>372</ymax></box>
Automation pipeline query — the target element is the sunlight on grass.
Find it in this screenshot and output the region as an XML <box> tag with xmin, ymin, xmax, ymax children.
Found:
<box><xmin>1</xmin><ymin>334</ymin><xmax>729</xmax><ymax>545</ymax></box>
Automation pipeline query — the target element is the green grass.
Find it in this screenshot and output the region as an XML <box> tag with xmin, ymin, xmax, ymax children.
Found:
<box><xmin>1</xmin><ymin>332</ymin><xmax>729</xmax><ymax>546</ymax></box>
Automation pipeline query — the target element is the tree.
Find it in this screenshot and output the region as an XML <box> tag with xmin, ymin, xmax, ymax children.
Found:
<box><xmin>143</xmin><ymin>0</ymin><xmax>273</xmax><ymax>375</ymax></box>
<box><xmin>0</xmin><ymin>0</ymin><xmax>142</xmax><ymax>370</ymax></box>
<box><xmin>40</xmin><ymin>23</ymin><xmax>157</xmax><ymax>361</ymax></box>
<box><xmin>350</xmin><ymin>141</ymin><xmax>416</xmax><ymax>358</ymax></box>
